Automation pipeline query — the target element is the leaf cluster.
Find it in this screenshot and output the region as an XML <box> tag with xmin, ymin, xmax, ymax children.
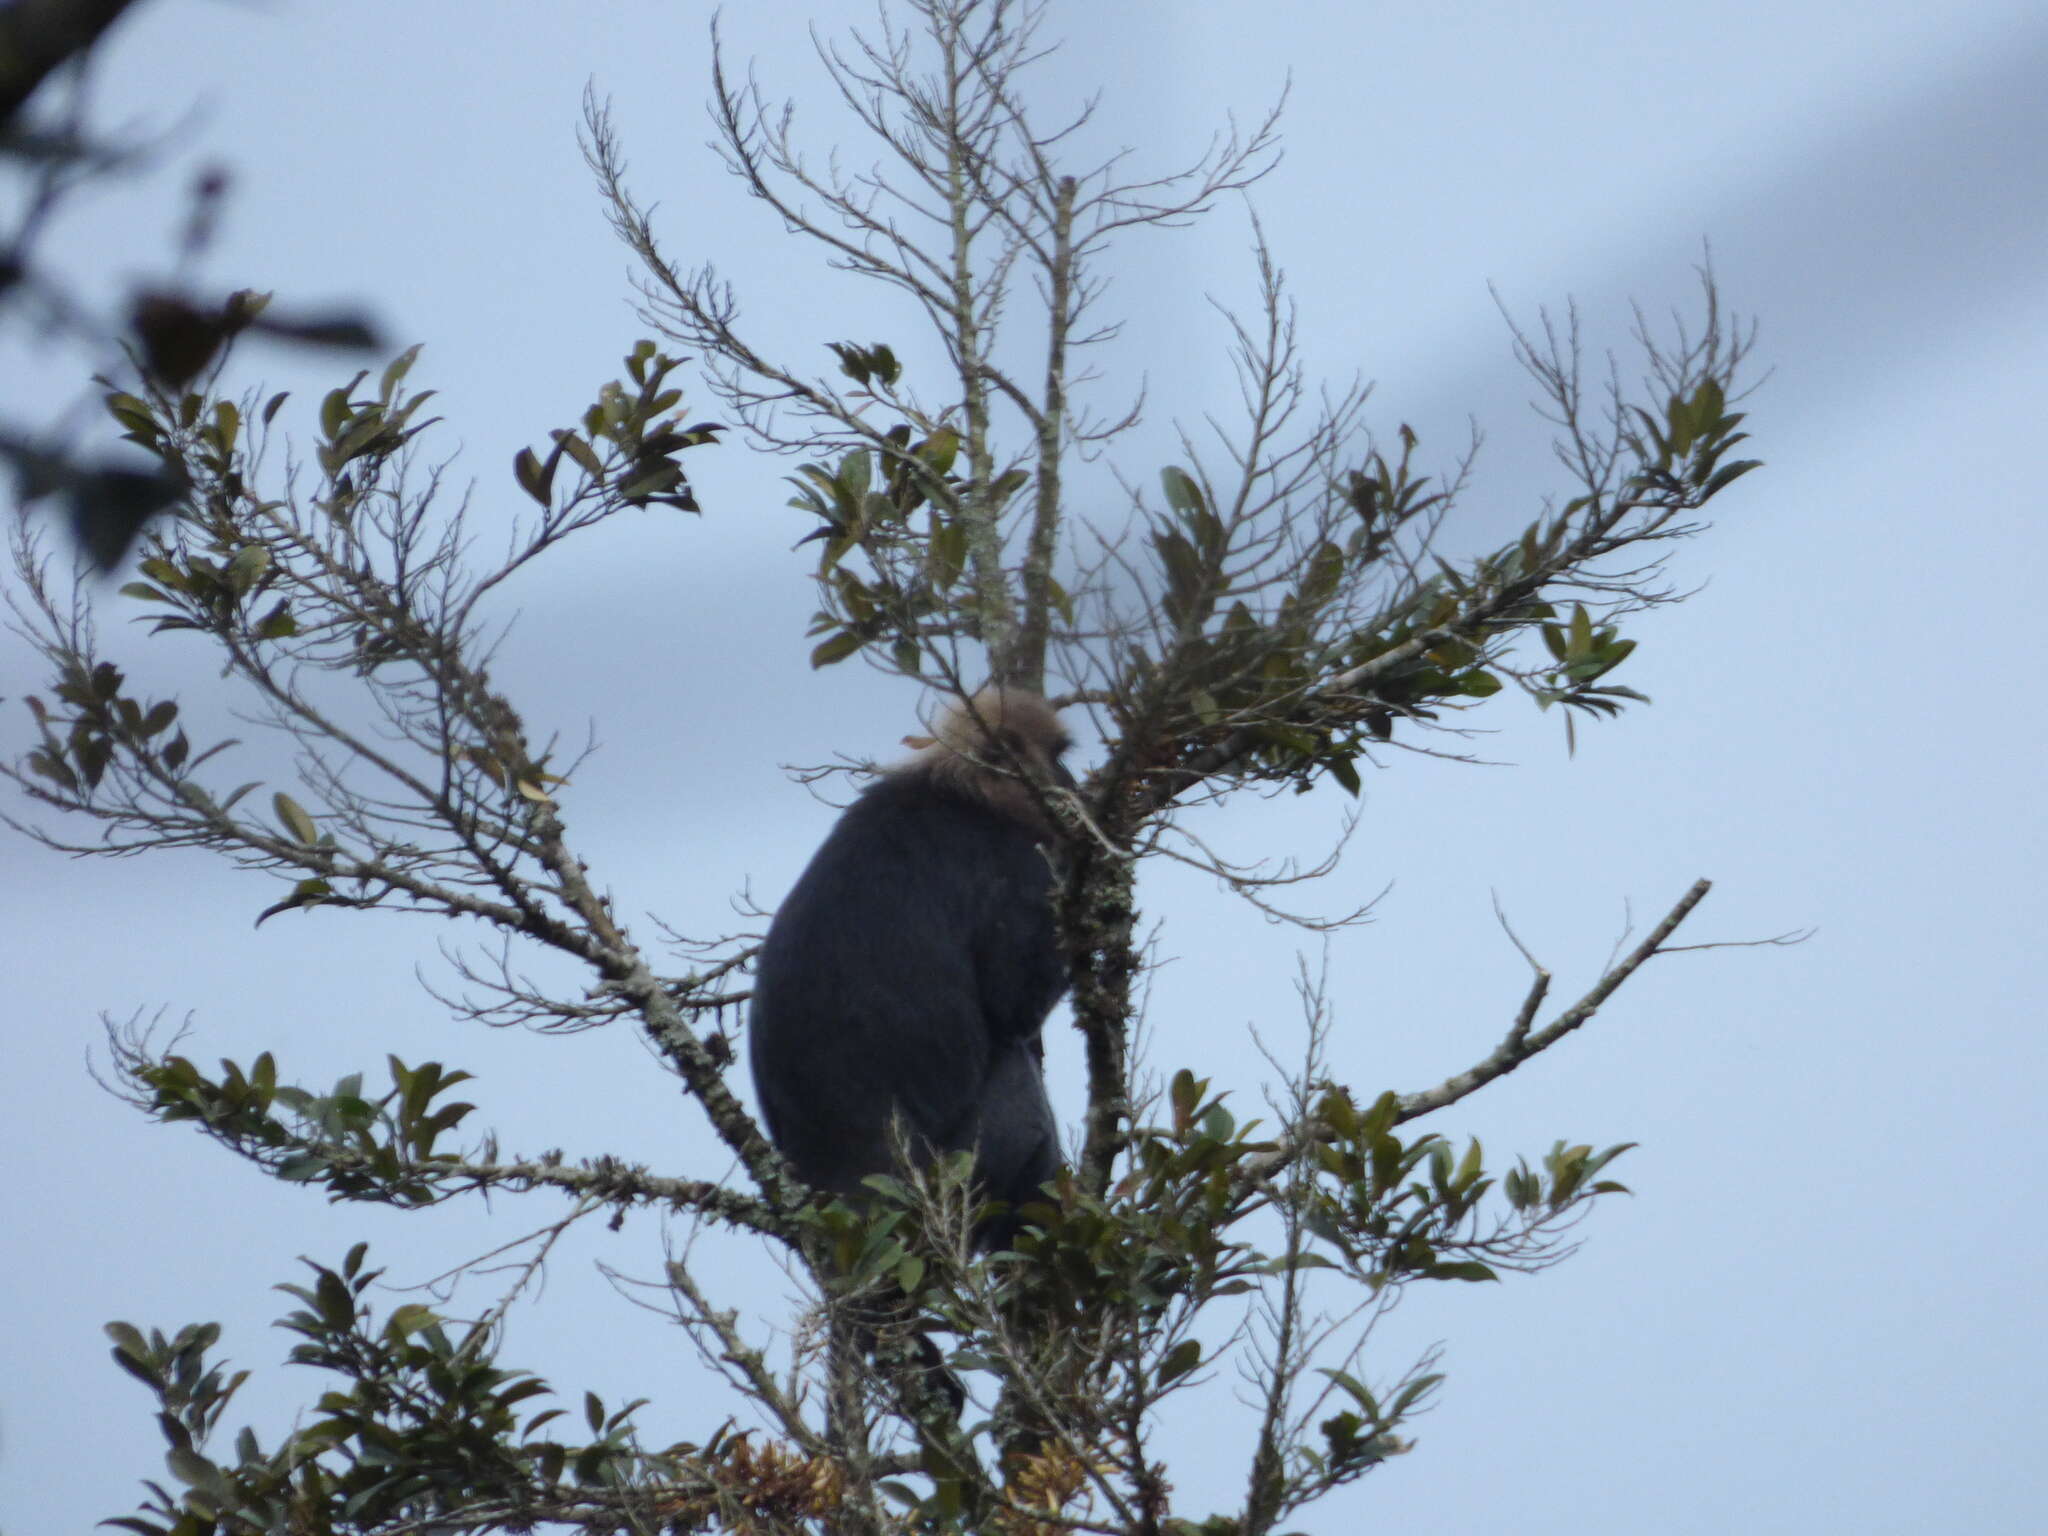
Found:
<box><xmin>129</xmin><ymin>1048</ymin><xmax>478</xmax><ymax>1206</ymax></box>
<box><xmin>513</xmin><ymin>339</ymin><xmax>723</xmax><ymax>515</ymax></box>
<box><xmin>788</xmin><ymin>406</ymin><xmax>1003</xmax><ymax>674</ymax></box>
<box><xmin>103</xmin><ymin>1247</ymin><xmax>667</xmax><ymax>1536</ymax></box>
<box><xmin>749</xmin><ymin>1070</ymin><xmax>1633</xmax><ymax>1533</ymax></box>
<box><xmin>1097</xmin><ymin>366</ymin><xmax>1758</xmax><ymax>817</ymax></box>
<box><xmin>6</xmin><ymin>338</ymin><xmax>723</xmax><ymax>941</ymax></box>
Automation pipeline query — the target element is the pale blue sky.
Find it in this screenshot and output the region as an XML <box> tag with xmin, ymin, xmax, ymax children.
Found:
<box><xmin>4</xmin><ymin>2</ymin><xmax>2045</xmax><ymax>1532</ymax></box>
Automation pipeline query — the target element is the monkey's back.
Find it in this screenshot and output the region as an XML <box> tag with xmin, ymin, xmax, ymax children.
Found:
<box><xmin>748</xmin><ymin>771</ymin><xmax>1066</xmax><ymax>1212</ymax></box>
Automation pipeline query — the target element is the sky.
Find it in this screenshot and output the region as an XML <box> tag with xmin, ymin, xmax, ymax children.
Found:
<box><xmin>4</xmin><ymin>1</ymin><xmax>2046</xmax><ymax>1532</ymax></box>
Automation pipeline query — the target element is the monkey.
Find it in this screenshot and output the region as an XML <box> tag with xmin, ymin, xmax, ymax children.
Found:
<box><xmin>748</xmin><ymin>686</ymin><xmax>1075</xmax><ymax>1249</ymax></box>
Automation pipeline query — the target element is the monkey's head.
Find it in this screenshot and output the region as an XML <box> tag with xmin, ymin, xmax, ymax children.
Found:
<box><xmin>911</xmin><ymin>686</ymin><xmax>1075</xmax><ymax>835</ymax></box>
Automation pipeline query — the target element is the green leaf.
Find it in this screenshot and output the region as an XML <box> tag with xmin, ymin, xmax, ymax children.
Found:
<box><xmin>378</xmin><ymin>343</ymin><xmax>422</xmax><ymax>403</ymax></box>
<box><xmin>916</xmin><ymin>426</ymin><xmax>959</xmax><ymax>477</ymax></box>
<box><xmin>1045</xmin><ymin>575</ymin><xmax>1075</xmax><ymax>625</ymax></box>
<box><xmin>839</xmin><ymin>448</ymin><xmax>871</xmax><ymax>500</ymax></box>
<box><xmin>387</xmin><ymin>1302</ymin><xmax>437</xmax><ymax>1337</ymax></box>
<box><xmin>138</xmin><ymin>556</ymin><xmax>188</xmax><ymax>593</ymax></box>
<box><xmin>1160</xmin><ymin>464</ymin><xmax>1206</xmax><ymax>517</ymax></box>
<box><xmin>273</xmin><ymin>792</ymin><xmax>318</xmax><ymax>845</ymax></box>
<box><xmin>165</xmin><ymin>1445</ymin><xmax>228</xmax><ymax>1496</ymax></box>
<box><xmin>553</xmin><ymin>431</ymin><xmax>603</xmax><ymax>475</ymax></box>
<box><xmin>1300</xmin><ymin>540</ymin><xmax>1346</xmax><ymax>608</ymax></box>
<box><xmin>1159</xmin><ymin>1339</ymin><xmax>1202</xmax><ymax>1385</ymax></box>
<box><xmin>253</xmin><ymin>600</ymin><xmax>298</xmax><ymax>639</ymax></box>
<box><xmin>1703</xmin><ymin>458</ymin><xmax>1762</xmax><ymax>497</ymax></box>
<box><xmin>513</xmin><ymin>447</ymin><xmax>552</xmax><ymax>505</ymax></box>
<box><xmin>225</xmin><ymin>544</ymin><xmax>271</xmax><ymax>596</ymax></box>
<box><xmin>828</xmin><ymin>341</ymin><xmax>873</xmax><ymax>385</ymax></box>
<box><xmin>105</xmin><ymin>1343</ymin><xmax>158</xmax><ymax>1388</ymax></box>
<box><xmin>1429</xmin><ymin>1260</ymin><xmax>1497</xmax><ymax>1283</ymax></box>
<box><xmin>319</xmin><ymin>383</ymin><xmax>353</xmax><ymax>440</ymax></box>
<box><xmin>1319</xmin><ymin>1368</ymin><xmax>1380</xmax><ymax>1417</ymax></box>
<box><xmin>1567</xmin><ymin>603</ymin><xmax>1593</xmax><ymax>657</ymax></box>
<box><xmin>929</xmin><ymin>519</ymin><xmax>968</xmax><ymax>586</ymax></box>
<box><xmin>1390</xmin><ymin>1372</ymin><xmax>1444</xmax><ymax>1415</ymax></box>
<box><xmin>809</xmin><ymin>631</ymin><xmax>863</xmax><ymax>669</ymax></box>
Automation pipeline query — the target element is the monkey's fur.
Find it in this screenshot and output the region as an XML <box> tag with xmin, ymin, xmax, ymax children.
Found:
<box><xmin>749</xmin><ymin>687</ymin><xmax>1073</xmax><ymax>1245</ymax></box>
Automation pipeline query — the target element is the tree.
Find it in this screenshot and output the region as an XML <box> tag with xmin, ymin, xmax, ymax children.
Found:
<box><xmin>3</xmin><ymin>2</ymin><xmax>1765</xmax><ymax>1531</ymax></box>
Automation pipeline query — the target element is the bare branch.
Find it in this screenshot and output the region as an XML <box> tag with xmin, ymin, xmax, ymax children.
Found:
<box><xmin>1397</xmin><ymin>879</ymin><xmax>1714</xmax><ymax>1121</ymax></box>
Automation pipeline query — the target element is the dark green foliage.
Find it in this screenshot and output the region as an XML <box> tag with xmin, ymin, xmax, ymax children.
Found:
<box><xmin>103</xmin><ymin>1247</ymin><xmax>658</xmax><ymax>1536</ymax></box>
<box><xmin>126</xmin><ymin>1048</ymin><xmax>478</xmax><ymax>1206</ymax></box>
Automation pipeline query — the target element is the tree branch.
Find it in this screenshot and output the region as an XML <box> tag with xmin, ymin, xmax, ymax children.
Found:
<box><xmin>1396</xmin><ymin>878</ymin><xmax>1713</xmax><ymax>1122</ymax></box>
<box><xmin>0</xmin><ymin>0</ymin><xmax>142</xmax><ymax>122</ymax></box>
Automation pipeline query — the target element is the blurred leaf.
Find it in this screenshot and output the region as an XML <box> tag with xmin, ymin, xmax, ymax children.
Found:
<box><xmin>1159</xmin><ymin>1339</ymin><xmax>1202</xmax><ymax>1385</ymax></box>
<box><xmin>1160</xmin><ymin>464</ymin><xmax>1205</xmax><ymax>516</ymax></box>
<box><xmin>272</xmin><ymin>792</ymin><xmax>318</xmax><ymax>845</ymax></box>
<box><xmin>810</xmin><ymin>631</ymin><xmax>863</xmax><ymax>669</ymax></box>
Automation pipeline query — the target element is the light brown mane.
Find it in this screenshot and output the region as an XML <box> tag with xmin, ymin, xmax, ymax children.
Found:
<box><xmin>893</xmin><ymin>686</ymin><xmax>1071</xmax><ymax>838</ymax></box>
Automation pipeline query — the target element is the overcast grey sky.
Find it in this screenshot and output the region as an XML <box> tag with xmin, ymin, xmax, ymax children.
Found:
<box><xmin>5</xmin><ymin>1</ymin><xmax>2046</xmax><ymax>1532</ymax></box>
